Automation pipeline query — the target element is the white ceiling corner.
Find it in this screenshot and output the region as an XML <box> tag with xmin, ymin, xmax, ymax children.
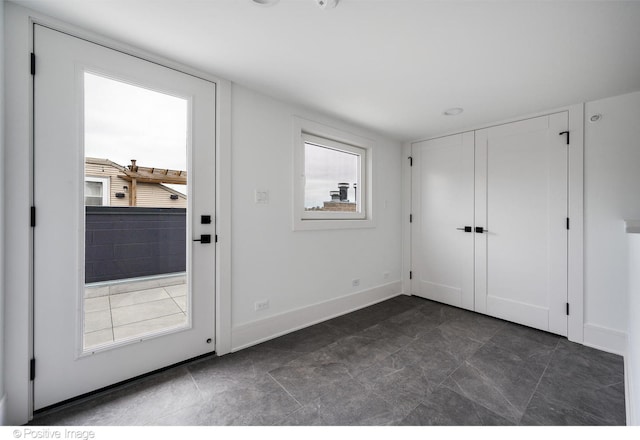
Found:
<box><xmin>11</xmin><ymin>0</ymin><xmax>640</xmax><ymax>142</ymax></box>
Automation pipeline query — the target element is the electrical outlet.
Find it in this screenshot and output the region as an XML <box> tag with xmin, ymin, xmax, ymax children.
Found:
<box><xmin>254</xmin><ymin>299</ymin><xmax>269</xmax><ymax>311</ymax></box>
<box><xmin>352</xmin><ymin>279</ymin><xmax>360</xmax><ymax>288</ymax></box>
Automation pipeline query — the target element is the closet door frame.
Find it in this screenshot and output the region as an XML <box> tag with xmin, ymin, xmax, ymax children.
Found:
<box><xmin>405</xmin><ymin>104</ymin><xmax>584</xmax><ymax>344</ymax></box>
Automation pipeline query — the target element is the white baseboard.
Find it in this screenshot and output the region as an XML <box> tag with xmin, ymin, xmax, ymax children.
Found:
<box><xmin>583</xmin><ymin>323</ymin><xmax>628</xmax><ymax>356</ymax></box>
<box><xmin>231</xmin><ymin>281</ymin><xmax>403</xmax><ymax>351</ymax></box>
<box><xmin>0</xmin><ymin>394</ymin><xmax>6</xmax><ymax>426</ymax></box>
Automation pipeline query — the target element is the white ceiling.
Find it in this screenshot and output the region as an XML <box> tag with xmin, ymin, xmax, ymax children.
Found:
<box><xmin>11</xmin><ymin>0</ymin><xmax>640</xmax><ymax>142</ymax></box>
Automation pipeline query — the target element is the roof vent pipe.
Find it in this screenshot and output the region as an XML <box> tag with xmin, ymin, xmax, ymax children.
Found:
<box><xmin>316</xmin><ymin>0</ymin><xmax>339</xmax><ymax>9</ymax></box>
<box><xmin>338</xmin><ymin>183</ymin><xmax>349</xmax><ymax>202</ymax></box>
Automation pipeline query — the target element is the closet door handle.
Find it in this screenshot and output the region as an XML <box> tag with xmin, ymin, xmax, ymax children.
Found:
<box><xmin>475</xmin><ymin>226</ymin><xmax>489</xmax><ymax>234</ymax></box>
<box><xmin>456</xmin><ymin>226</ymin><xmax>473</xmax><ymax>232</ymax></box>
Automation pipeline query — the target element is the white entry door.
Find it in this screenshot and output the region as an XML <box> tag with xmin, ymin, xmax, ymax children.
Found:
<box><xmin>33</xmin><ymin>25</ymin><xmax>216</xmax><ymax>409</ymax></box>
<box><xmin>411</xmin><ymin>132</ymin><xmax>475</xmax><ymax>311</ymax></box>
<box><xmin>475</xmin><ymin>113</ymin><xmax>569</xmax><ymax>335</ymax></box>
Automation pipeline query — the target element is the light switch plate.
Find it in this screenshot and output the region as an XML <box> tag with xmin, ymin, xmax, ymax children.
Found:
<box><xmin>255</xmin><ymin>190</ymin><xmax>269</xmax><ymax>204</ymax></box>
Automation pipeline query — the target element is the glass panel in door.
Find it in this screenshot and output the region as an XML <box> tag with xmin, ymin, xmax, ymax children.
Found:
<box><xmin>83</xmin><ymin>72</ymin><xmax>190</xmax><ymax>351</ymax></box>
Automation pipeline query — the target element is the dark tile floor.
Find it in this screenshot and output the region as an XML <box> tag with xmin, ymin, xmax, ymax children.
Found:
<box><xmin>30</xmin><ymin>295</ymin><xmax>627</xmax><ymax>426</ymax></box>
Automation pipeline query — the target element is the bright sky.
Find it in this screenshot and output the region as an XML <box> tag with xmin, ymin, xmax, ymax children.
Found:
<box><xmin>84</xmin><ymin>72</ymin><xmax>188</xmax><ymax>193</ymax></box>
<box><xmin>304</xmin><ymin>143</ymin><xmax>358</xmax><ymax>209</ymax></box>
<box><xmin>84</xmin><ymin>71</ymin><xmax>358</xmax><ymax>206</ymax></box>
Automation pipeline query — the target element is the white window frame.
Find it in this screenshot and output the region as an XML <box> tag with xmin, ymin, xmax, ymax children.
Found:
<box><xmin>301</xmin><ymin>133</ymin><xmax>365</xmax><ymax>221</ymax></box>
<box><xmin>293</xmin><ymin>117</ymin><xmax>374</xmax><ymax>231</ymax></box>
<box><xmin>85</xmin><ymin>176</ymin><xmax>110</xmax><ymax>206</ymax></box>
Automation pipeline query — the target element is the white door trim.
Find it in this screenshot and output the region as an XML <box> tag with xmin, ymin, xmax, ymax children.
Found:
<box><xmin>3</xmin><ymin>2</ymin><xmax>232</xmax><ymax>424</ymax></box>
<box><xmin>406</xmin><ymin>103</ymin><xmax>584</xmax><ymax>343</ymax></box>
<box><xmin>567</xmin><ymin>104</ymin><xmax>585</xmax><ymax>344</ymax></box>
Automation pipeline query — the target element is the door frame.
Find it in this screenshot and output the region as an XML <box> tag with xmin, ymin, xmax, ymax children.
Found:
<box><xmin>403</xmin><ymin>104</ymin><xmax>584</xmax><ymax>343</ymax></box>
<box><xmin>3</xmin><ymin>4</ymin><xmax>232</xmax><ymax>423</ymax></box>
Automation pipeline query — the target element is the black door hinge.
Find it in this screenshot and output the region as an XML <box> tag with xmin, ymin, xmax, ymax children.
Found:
<box><xmin>409</xmin><ymin>271</ymin><xmax>413</xmax><ymax>280</ymax></box>
<box><xmin>30</xmin><ymin>53</ymin><xmax>36</xmax><ymax>75</ymax></box>
<box><xmin>408</xmin><ymin>156</ymin><xmax>413</xmax><ymax>167</ymax></box>
<box><xmin>566</xmin><ymin>217</ymin><xmax>570</xmax><ymax>230</ymax></box>
<box><xmin>559</xmin><ymin>131</ymin><xmax>570</xmax><ymax>145</ymax></box>
<box><xmin>215</xmin><ymin>235</ymin><xmax>218</xmax><ymax>243</ymax></box>
<box><xmin>409</xmin><ymin>214</ymin><xmax>413</xmax><ymax>223</ymax></box>
<box><xmin>566</xmin><ymin>303</ymin><xmax>570</xmax><ymax>316</ymax></box>
<box><xmin>30</xmin><ymin>358</ymin><xmax>36</xmax><ymax>381</ymax></box>
<box><xmin>30</xmin><ymin>206</ymin><xmax>36</xmax><ymax>227</ymax></box>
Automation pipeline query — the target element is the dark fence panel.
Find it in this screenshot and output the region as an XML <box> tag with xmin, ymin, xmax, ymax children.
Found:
<box><xmin>85</xmin><ymin>207</ymin><xmax>186</xmax><ymax>283</ymax></box>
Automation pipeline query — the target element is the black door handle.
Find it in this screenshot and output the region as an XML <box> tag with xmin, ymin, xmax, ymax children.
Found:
<box><xmin>456</xmin><ymin>226</ymin><xmax>473</xmax><ymax>232</ymax></box>
<box><xmin>193</xmin><ymin>234</ymin><xmax>211</xmax><ymax>244</ymax></box>
<box><xmin>475</xmin><ymin>226</ymin><xmax>489</xmax><ymax>234</ymax></box>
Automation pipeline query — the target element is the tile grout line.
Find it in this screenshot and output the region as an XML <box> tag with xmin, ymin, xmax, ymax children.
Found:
<box><xmin>108</xmin><ymin>295</ymin><xmax>115</xmax><ymax>342</ymax></box>
<box><xmin>83</xmin><ymin>294</ymin><xmax>116</xmax><ymax>350</ymax></box>
<box><xmin>84</xmin><ymin>293</ymin><xmax>186</xmax><ymax>345</ymax></box>
<box><xmin>112</xmin><ymin>311</ymin><xmax>187</xmax><ymax>337</ymax></box>
<box><xmin>431</xmin><ymin>327</ymin><xmax>522</xmax><ymax>423</ymax></box>
<box><xmin>444</xmin><ymin>365</ymin><xmax>520</xmax><ymax>424</ymax></box>
<box><xmin>185</xmin><ymin>366</ymin><xmax>208</xmax><ymax>402</ymax></box>
<box><xmin>165</xmin><ymin>285</ymin><xmax>188</xmax><ymax>313</ymax></box>
<box><xmin>468</xmin><ymin>359</ymin><xmax>522</xmax><ymax>420</ymax></box>
<box><xmin>267</xmin><ymin>371</ymin><xmax>304</xmax><ymax>410</ymax></box>
<box><xmin>109</xmin><ymin>288</ymin><xmax>186</xmax><ymax>332</ymax></box>
<box><xmin>517</xmin><ymin>337</ymin><xmax>561</xmax><ymax>424</ymax></box>
<box><xmin>109</xmin><ymin>295</ymin><xmax>179</xmax><ymax>311</ymax></box>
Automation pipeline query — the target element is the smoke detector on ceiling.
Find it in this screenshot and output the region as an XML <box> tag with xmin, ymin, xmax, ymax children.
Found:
<box><xmin>252</xmin><ymin>0</ymin><xmax>339</xmax><ymax>8</ymax></box>
<box><xmin>252</xmin><ymin>0</ymin><xmax>280</xmax><ymax>6</ymax></box>
<box><xmin>443</xmin><ymin>107</ymin><xmax>464</xmax><ymax>116</ymax></box>
<box><xmin>315</xmin><ymin>0</ymin><xmax>340</xmax><ymax>9</ymax></box>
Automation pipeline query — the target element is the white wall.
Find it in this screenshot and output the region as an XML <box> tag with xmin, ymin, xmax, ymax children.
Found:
<box><xmin>4</xmin><ymin>0</ymin><xmax>635</xmax><ymax>424</ymax></box>
<box><xmin>2</xmin><ymin>1</ymin><xmax>404</xmax><ymax>423</ymax></box>
<box><xmin>627</xmin><ymin>229</ymin><xmax>640</xmax><ymax>425</ymax></box>
<box><xmin>229</xmin><ymin>85</ymin><xmax>403</xmax><ymax>349</ymax></box>
<box><xmin>583</xmin><ymin>91</ymin><xmax>640</xmax><ymax>354</ymax></box>
<box><xmin>0</xmin><ymin>0</ymin><xmax>7</xmax><ymax>425</ymax></box>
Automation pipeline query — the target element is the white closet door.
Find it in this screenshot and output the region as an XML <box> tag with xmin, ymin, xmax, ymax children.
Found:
<box><xmin>411</xmin><ymin>132</ymin><xmax>475</xmax><ymax>310</ymax></box>
<box><xmin>475</xmin><ymin>113</ymin><xmax>568</xmax><ymax>335</ymax></box>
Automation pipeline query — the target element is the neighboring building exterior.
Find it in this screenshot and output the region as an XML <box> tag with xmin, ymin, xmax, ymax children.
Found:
<box><xmin>319</xmin><ymin>200</ymin><xmax>356</xmax><ymax>212</ymax></box>
<box><xmin>85</xmin><ymin>157</ymin><xmax>186</xmax><ymax>208</ymax></box>
<box><xmin>307</xmin><ymin>182</ymin><xmax>357</xmax><ymax>212</ymax></box>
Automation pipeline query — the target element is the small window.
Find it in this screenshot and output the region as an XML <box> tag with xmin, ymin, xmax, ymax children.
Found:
<box><xmin>293</xmin><ymin>118</ymin><xmax>373</xmax><ymax>230</ymax></box>
<box><xmin>85</xmin><ymin>176</ymin><xmax>110</xmax><ymax>206</ymax></box>
<box><xmin>302</xmin><ymin>134</ymin><xmax>365</xmax><ymax>219</ymax></box>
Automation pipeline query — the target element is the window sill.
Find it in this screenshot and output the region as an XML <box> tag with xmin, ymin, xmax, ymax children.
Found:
<box><xmin>293</xmin><ymin>217</ymin><xmax>375</xmax><ymax>231</ymax></box>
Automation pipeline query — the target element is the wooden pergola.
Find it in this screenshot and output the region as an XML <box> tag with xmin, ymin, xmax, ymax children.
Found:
<box><xmin>118</xmin><ymin>159</ymin><xmax>187</xmax><ymax>206</ymax></box>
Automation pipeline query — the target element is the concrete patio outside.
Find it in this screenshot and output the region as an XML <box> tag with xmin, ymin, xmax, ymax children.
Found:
<box><xmin>84</xmin><ymin>274</ymin><xmax>187</xmax><ymax>350</ymax></box>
